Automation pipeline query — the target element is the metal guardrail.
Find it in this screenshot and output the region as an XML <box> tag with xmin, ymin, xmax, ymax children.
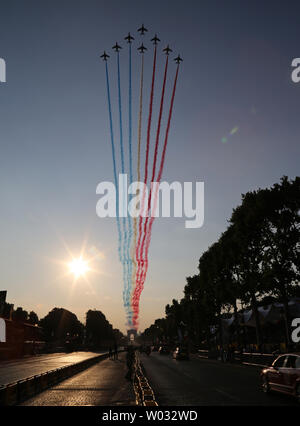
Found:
<box><xmin>197</xmin><ymin>349</ymin><xmax>276</xmax><ymax>367</ymax></box>
<box><xmin>0</xmin><ymin>352</ymin><xmax>111</xmax><ymax>406</ymax></box>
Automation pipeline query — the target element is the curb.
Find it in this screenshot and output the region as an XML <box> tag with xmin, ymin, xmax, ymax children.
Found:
<box><xmin>0</xmin><ymin>352</ymin><xmax>112</xmax><ymax>406</ymax></box>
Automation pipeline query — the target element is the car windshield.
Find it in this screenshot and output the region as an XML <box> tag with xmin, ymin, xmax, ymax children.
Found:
<box><xmin>285</xmin><ymin>356</ymin><xmax>297</xmax><ymax>368</ymax></box>
<box><xmin>273</xmin><ymin>356</ymin><xmax>286</xmax><ymax>368</ymax></box>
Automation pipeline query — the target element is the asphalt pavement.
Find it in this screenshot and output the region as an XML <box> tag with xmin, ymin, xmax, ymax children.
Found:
<box><xmin>20</xmin><ymin>352</ymin><xmax>135</xmax><ymax>406</ymax></box>
<box><xmin>0</xmin><ymin>351</ymin><xmax>104</xmax><ymax>386</ymax></box>
<box><xmin>140</xmin><ymin>352</ymin><xmax>297</xmax><ymax>406</ymax></box>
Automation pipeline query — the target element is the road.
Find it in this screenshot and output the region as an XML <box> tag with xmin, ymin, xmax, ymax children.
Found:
<box><xmin>20</xmin><ymin>352</ymin><xmax>135</xmax><ymax>406</ymax></box>
<box><xmin>0</xmin><ymin>351</ymin><xmax>104</xmax><ymax>386</ymax></box>
<box><xmin>140</xmin><ymin>352</ymin><xmax>297</xmax><ymax>406</ymax></box>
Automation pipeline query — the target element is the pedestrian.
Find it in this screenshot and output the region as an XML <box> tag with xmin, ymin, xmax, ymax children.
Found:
<box><xmin>109</xmin><ymin>346</ymin><xmax>112</xmax><ymax>359</ymax></box>
<box><xmin>125</xmin><ymin>346</ymin><xmax>135</xmax><ymax>381</ymax></box>
<box><xmin>114</xmin><ymin>342</ymin><xmax>118</xmax><ymax>360</ymax></box>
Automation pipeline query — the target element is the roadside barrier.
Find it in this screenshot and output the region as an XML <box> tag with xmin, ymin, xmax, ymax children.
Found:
<box><xmin>0</xmin><ymin>351</ymin><xmax>113</xmax><ymax>406</ymax></box>
<box><xmin>0</xmin><ymin>386</ymin><xmax>6</xmax><ymax>405</ymax></box>
<box><xmin>46</xmin><ymin>369</ymin><xmax>59</xmax><ymax>387</ymax></box>
<box><xmin>17</xmin><ymin>379</ymin><xmax>35</xmax><ymax>401</ymax></box>
<box><xmin>197</xmin><ymin>349</ymin><xmax>276</xmax><ymax>367</ymax></box>
<box><xmin>2</xmin><ymin>383</ymin><xmax>18</xmax><ymax>406</ymax></box>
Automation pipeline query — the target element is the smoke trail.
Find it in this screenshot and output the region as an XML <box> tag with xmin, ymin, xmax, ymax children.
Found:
<box><xmin>126</xmin><ymin>42</ymin><xmax>134</xmax><ymax>326</ymax></box>
<box><xmin>104</xmin><ymin>61</ymin><xmax>122</xmax><ymax>262</ymax></box>
<box><xmin>117</xmin><ymin>53</ymin><xmax>125</xmax><ymax>175</ymax></box>
<box><xmin>128</xmin><ymin>43</ymin><xmax>133</xmax><ymax>186</ymax></box>
<box><xmin>134</xmin><ymin>46</ymin><xmax>157</xmax><ymax>311</ymax></box>
<box><xmin>131</xmin><ymin>53</ymin><xmax>144</xmax><ymax>307</ymax></box>
<box><xmin>137</xmin><ymin>55</ymin><xmax>169</xmax><ymax>293</ymax></box>
<box><xmin>132</xmin><ymin>54</ymin><xmax>168</xmax><ymax>323</ymax></box>
<box><xmin>116</xmin><ymin>53</ymin><xmax>131</xmax><ymax>321</ymax></box>
<box><xmin>137</xmin><ymin>54</ymin><xmax>144</xmax><ymax>185</ymax></box>
<box><xmin>133</xmin><ymin>64</ymin><xmax>180</xmax><ymax>326</ymax></box>
<box><xmin>141</xmin><ymin>64</ymin><xmax>180</xmax><ymax>286</ymax></box>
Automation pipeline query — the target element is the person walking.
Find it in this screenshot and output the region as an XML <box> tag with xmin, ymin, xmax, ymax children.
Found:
<box><xmin>114</xmin><ymin>342</ymin><xmax>118</xmax><ymax>360</ymax></box>
<box><xmin>125</xmin><ymin>346</ymin><xmax>135</xmax><ymax>381</ymax></box>
<box><xmin>109</xmin><ymin>346</ymin><xmax>113</xmax><ymax>359</ymax></box>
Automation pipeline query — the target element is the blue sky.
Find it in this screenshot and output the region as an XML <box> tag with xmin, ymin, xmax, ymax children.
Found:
<box><xmin>0</xmin><ymin>0</ymin><xmax>299</xmax><ymax>332</ymax></box>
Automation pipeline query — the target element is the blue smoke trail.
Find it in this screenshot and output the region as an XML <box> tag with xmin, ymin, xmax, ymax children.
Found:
<box><xmin>129</xmin><ymin>43</ymin><xmax>133</xmax><ymax>186</ymax></box>
<box><xmin>105</xmin><ymin>62</ymin><xmax>122</xmax><ymax>262</ymax></box>
<box><xmin>117</xmin><ymin>53</ymin><xmax>131</xmax><ymax>322</ymax></box>
<box><xmin>117</xmin><ymin>54</ymin><xmax>125</xmax><ymax>175</ymax></box>
<box><xmin>127</xmin><ymin>43</ymin><xmax>134</xmax><ymax>326</ymax></box>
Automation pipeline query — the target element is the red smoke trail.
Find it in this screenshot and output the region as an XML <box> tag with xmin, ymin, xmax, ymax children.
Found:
<box><xmin>133</xmin><ymin>46</ymin><xmax>157</xmax><ymax>319</ymax></box>
<box><xmin>137</xmin><ymin>55</ymin><xmax>169</xmax><ymax>294</ymax></box>
<box><xmin>133</xmin><ymin>56</ymin><xmax>168</xmax><ymax>325</ymax></box>
<box><xmin>133</xmin><ymin>64</ymin><xmax>180</xmax><ymax>327</ymax></box>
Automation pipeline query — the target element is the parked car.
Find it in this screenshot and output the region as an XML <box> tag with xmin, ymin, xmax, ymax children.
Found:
<box><xmin>173</xmin><ymin>346</ymin><xmax>190</xmax><ymax>360</ymax></box>
<box><xmin>260</xmin><ymin>353</ymin><xmax>300</xmax><ymax>403</ymax></box>
<box><xmin>159</xmin><ymin>346</ymin><xmax>170</xmax><ymax>355</ymax></box>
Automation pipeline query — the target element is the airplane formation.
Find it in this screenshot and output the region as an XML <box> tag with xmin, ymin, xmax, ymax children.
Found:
<box><xmin>101</xmin><ymin>24</ymin><xmax>183</xmax><ymax>64</ymax></box>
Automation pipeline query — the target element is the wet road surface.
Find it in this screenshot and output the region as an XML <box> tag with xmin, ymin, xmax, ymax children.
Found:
<box><xmin>140</xmin><ymin>352</ymin><xmax>297</xmax><ymax>406</ymax></box>
<box><xmin>21</xmin><ymin>352</ymin><xmax>135</xmax><ymax>406</ymax></box>
<box><xmin>0</xmin><ymin>352</ymin><xmax>104</xmax><ymax>385</ymax></box>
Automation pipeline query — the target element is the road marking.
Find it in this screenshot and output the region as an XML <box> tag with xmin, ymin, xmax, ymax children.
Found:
<box><xmin>215</xmin><ymin>388</ymin><xmax>240</xmax><ymax>402</ymax></box>
<box><xmin>51</xmin><ymin>387</ymin><xmax>113</xmax><ymax>391</ymax></box>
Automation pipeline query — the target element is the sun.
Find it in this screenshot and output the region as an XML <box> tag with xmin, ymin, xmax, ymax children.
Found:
<box><xmin>68</xmin><ymin>257</ymin><xmax>89</xmax><ymax>278</ymax></box>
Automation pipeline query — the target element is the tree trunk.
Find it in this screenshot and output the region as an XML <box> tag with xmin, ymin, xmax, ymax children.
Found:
<box><xmin>233</xmin><ymin>300</ymin><xmax>241</xmax><ymax>350</ymax></box>
<box><xmin>206</xmin><ymin>326</ymin><xmax>211</xmax><ymax>351</ymax></box>
<box><xmin>281</xmin><ymin>287</ymin><xmax>291</xmax><ymax>350</ymax></box>
<box><xmin>251</xmin><ymin>292</ymin><xmax>263</xmax><ymax>352</ymax></box>
<box><xmin>218</xmin><ymin>311</ymin><xmax>224</xmax><ymax>350</ymax></box>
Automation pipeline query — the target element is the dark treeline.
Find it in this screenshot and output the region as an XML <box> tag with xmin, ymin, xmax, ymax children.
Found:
<box><xmin>142</xmin><ymin>176</ymin><xmax>300</xmax><ymax>352</ymax></box>
<box><xmin>2</xmin><ymin>301</ymin><xmax>124</xmax><ymax>351</ymax></box>
<box><xmin>40</xmin><ymin>307</ymin><xmax>124</xmax><ymax>351</ymax></box>
<box><xmin>1</xmin><ymin>303</ymin><xmax>39</xmax><ymax>325</ymax></box>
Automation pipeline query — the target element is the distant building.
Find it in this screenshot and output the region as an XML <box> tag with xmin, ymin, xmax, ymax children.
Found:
<box><xmin>0</xmin><ymin>291</ymin><xmax>44</xmax><ymax>360</ymax></box>
<box><xmin>127</xmin><ymin>329</ymin><xmax>137</xmax><ymax>342</ymax></box>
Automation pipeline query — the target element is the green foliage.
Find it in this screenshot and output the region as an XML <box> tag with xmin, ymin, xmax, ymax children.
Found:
<box><xmin>142</xmin><ymin>176</ymin><xmax>300</xmax><ymax>348</ymax></box>
<box><xmin>28</xmin><ymin>311</ymin><xmax>39</xmax><ymax>325</ymax></box>
<box><xmin>39</xmin><ymin>307</ymin><xmax>83</xmax><ymax>342</ymax></box>
<box><xmin>12</xmin><ymin>307</ymin><xmax>28</xmax><ymax>322</ymax></box>
<box><xmin>85</xmin><ymin>309</ymin><xmax>117</xmax><ymax>348</ymax></box>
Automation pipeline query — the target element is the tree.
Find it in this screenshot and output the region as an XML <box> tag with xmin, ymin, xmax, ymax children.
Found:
<box><xmin>141</xmin><ymin>176</ymin><xmax>300</xmax><ymax>353</ymax></box>
<box><xmin>40</xmin><ymin>308</ymin><xmax>83</xmax><ymax>343</ymax></box>
<box><xmin>12</xmin><ymin>307</ymin><xmax>28</xmax><ymax>322</ymax></box>
<box><xmin>260</xmin><ymin>177</ymin><xmax>300</xmax><ymax>347</ymax></box>
<box><xmin>229</xmin><ymin>190</ymin><xmax>271</xmax><ymax>351</ymax></box>
<box><xmin>28</xmin><ymin>311</ymin><xmax>39</xmax><ymax>325</ymax></box>
<box><xmin>85</xmin><ymin>309</ymin><xmax>114</xmax><ymax>348</ymax></box>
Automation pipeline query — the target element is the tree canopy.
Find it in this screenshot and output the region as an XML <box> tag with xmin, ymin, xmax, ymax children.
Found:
<box><xmin>142</xmin><ymin>177</ymin><xmax>300</xmax><ymax>351</ymax></box>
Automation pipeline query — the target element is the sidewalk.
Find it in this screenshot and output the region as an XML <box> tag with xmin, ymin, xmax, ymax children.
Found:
<box><xmin>21</xmin><ymin>352</ymin><xmax>136</xmax><ymax>406</ymax></box>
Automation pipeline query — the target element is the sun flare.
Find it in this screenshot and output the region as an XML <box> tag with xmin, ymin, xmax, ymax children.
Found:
<box><xmin>68</xmin><ymin>257</ymin><xmax>89</xmax><ymax>278</ymax></box>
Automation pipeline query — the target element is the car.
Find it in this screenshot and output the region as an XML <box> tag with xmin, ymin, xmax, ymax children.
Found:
<box><xmin>159</xmin><ymin>346</ymin><xmax>170</xmax><ymax>355</ymax></box>
<box><xmin>173</xmin><ymin>346</ymin><xmax>190</xmax><ymax>360</ymax></box>
<box><xmin>260</xmin><ymin>353</ymin><xmax>300</xmax><ymax>403</ymax></box>
<box><xmin>152</xmin><ymin>345</ymin><xmax>159</xmax><ymax>352</ymax></box>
